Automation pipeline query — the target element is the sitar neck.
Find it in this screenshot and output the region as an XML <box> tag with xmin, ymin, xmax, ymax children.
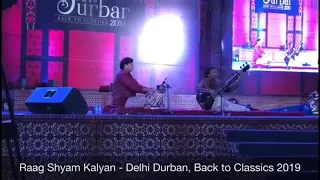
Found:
<box><xmin>215</xmin><ymin>71</ymin><xmax>244</xmax><ymax>95</ymax></box>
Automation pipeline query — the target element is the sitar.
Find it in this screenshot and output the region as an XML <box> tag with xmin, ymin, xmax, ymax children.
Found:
<box><xmin>196</xmin><ymin>63</ymin><xmax>251</xmax><ymax>110</ymax></box>
<box><xmin>284</xmin><ymin>42</ymin><xmax>303</xmax><ymax>63</ymax></box>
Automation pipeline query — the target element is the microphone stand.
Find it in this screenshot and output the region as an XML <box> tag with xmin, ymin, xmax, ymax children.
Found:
<box><xmin>2</xmin><ymin>62</ymin><xmax>25</xmax><ymax>180</ymax></box>
<box><xmin>216</xmin><ymin>81</ymin><xmax>231</xmax><ymax>116</ymax></box>
<box><xmin>164</xmin><ymin>82</ymin><xmax>174</xmax><ymax>115</ymax></box>
<box><xmin>218</xmin><ymin>93</ymin><xmax>230</xmax><ymax>116</ymax></box>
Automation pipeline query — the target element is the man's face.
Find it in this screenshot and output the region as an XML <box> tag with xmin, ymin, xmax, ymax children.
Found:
<box><xmin>124</xmin><ymin>63</ymin><xmax>134</xmax><ymax>72</ymax></box>
<box><xmin>257</xmin><ymin>40</ymin><xmax>263</xmax><ymax>46</ymax></box>
<box><xmin>208</xmin><ymin>69</ymin><xmax>218</xmax><ymax>79</ymax></box>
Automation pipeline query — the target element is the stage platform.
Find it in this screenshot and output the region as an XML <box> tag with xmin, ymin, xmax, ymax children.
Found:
<box><xmin>6</xmin><ymin>89</ymin><xmax>308</xmax><ymax>111</ymax></box>
<box><xmin>2</xmin><ymin>111</ymin><xmax>318</xmax><ymax>179</ymax></box>
<box><xmin>2</xmin><ymin>90</ymin><xmax>318</xmax><ymax>179</ymax></box>
<box><xmin>2</xmin><ymin>111</ymin><xmax>318</xmax><ymax>157</ymax></box>
<box><xmin>2</xmin><ymin>89</ymin><xmax>316</xmax><ymax>158</ymax></box>
<box><xmin>2</xmin><ymin>110</ymin><xmax>318</xmax><ymax>121</ymax></box>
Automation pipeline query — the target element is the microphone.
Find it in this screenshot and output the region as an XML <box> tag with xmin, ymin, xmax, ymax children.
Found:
<box><xmin>161</xmin><ymin>77</ymin><xmax>168</xmax><ymax>85</ymax></box>
<box><xmin>162</xmin><ymin>77</ymin><xmax>172</xmax><ymax>89</ymax></box>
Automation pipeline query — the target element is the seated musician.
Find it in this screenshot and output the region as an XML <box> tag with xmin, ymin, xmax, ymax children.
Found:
<box><xmin>196</xmin><ymin>67</ymin><xmax>251</xmax><ymax>112</ymax></box>
<box><xmin>285</xmin><ymin>42</ymin><xmax>299</xmax><ymax>69</ymax></box>
<box><xmin>252</xmin><ymin>38</ymin><xmax>266</xmax><ymax>67</ymax></box>
<box><xmin>111</xmin><ymin>57</ymin><xmax>157</xmax><ymax>108</ymax></box>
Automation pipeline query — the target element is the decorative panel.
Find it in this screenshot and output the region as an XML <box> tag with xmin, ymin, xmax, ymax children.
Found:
<box><xmin>295</xmin><ymin>16</ymin><xmax>302</xmax><ymax>31</ymax></box>
<box><xmin>295</xmin><ymin>33</ymin><xmax>302</xmax><ymax>45</ymax></box>
<box><xmin>210</xmin><ymin>0</ymin><xmax>222</xmax><ymax>77</ymax></box>
<box><xmin>287</xmin><ymin>33</ymin><xmax>294</xmax><ymax>44</ymax></box>
<box><xmin>26</xmin><ymin>61</ymin><xmax>41</xmax><ymax>87</ymax></box>
<box><xmin>200</xmin><ymin>0</ymin><xmax>207</xmax><ymax>43</ymax></box>
<box><xmin>26</xmin><ymin>30</ymin><xmax>42</xmax><ymax>56</ymax></box>
<box><xmin>250</xmin><ymin>0</ymin><xmax>256</xmax><ymax>13</ymax></box>
<box><xmin>68</xmin><ymin>31</ymin><xmax>115</xmax><ymax>89</ymax></box>
<box><xmin>48</xmin><ymin>61</ymin><xmax>63</xmax><ymax>86</ymax></box>
<box><xmin>49</xmin><ymin>30</ymin><xmax>64</xmax><ymax>57</ymax></box>
<box><xmin>25</xmin><ymin>0</ymin><xmax>37</xmax><ymax>30</ymax></box>
<box><xmin>298</xmin><ymin>0</ymin><xmax>303</xmax><ymax>16</ymax></box>
<box><xmin>251</xmin><ymin>13</ymin><xmax>258</xmax><ymax>29</ymax></box>
<box><xmin>250</xmin><ymin>31</ymin><xmax>258</xmax><ymax>45</ymax></box>
<box><xmin>287</xmin><ymin>16</ymin><xmax>294</xmax><ymax>31</ymax></box>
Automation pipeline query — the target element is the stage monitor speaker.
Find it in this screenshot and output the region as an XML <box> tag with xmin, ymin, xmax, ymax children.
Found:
<box><xmin>25</xmin><ymin>87</ymin><xmax>89</xmax><ymax>114</ymax></box>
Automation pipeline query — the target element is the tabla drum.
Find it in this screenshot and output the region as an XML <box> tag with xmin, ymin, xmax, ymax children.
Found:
<box><xmin>145</xmin><ymin>92</ymin><xmax>164</xmax><ymax>107</ymax></box>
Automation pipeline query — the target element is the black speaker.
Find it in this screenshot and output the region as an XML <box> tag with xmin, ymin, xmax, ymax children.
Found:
<box><xmin>2</xmin><ymin>0</ymin><xmax>18</xmax><ymax>10</ymax></box>
<box><xmin>25</xmin><ymin>87</ymin><xmax>89</xmax><ymax>114</ymax></box>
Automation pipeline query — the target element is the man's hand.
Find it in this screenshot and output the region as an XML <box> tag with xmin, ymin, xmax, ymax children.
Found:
<box><xmin>147</xmin><ymin>88</ymin><xmax>158</xmax><ymax>92</ymax></box>
<box><xmin>209</xmin><ymin>90</ymin><xmax>216</xmax><ymax>95</ymax></box>
<box><xmin>143</xmin><ymin>87</ymin><xmax>158</xmax><ymax>93</ymax></box>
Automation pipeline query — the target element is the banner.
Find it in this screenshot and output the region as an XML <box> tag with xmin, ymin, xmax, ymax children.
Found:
<box><xmin>35</xmin><ymin>0</ymin><xmax>145</xmax><ymax>32</ymax></box>
<box><xmin>255</xmin><ymin>0</ymin><xmax>300</xmax><ymax>15</ymax></box>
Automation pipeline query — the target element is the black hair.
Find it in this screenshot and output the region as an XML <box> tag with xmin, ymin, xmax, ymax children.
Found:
<box><xmin>204</xmin><ymin>67</ymin><xmax>217</xmax><ymax>78</ymax></box>
<box><xmin>120</xmin><ymin>57</ymin><xmax>133</xmax><ymax>70</ymax></box>
<box><xmin>257</xmin><ymin>38</ymin><xmax>261</xmax><ymax>42</ymax></box>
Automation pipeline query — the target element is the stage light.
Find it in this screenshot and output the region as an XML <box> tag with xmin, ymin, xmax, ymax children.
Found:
<box><xmin>138</xmin><ymin>14</ymin><xmax>185</xmax><ymax>65</ymax></box>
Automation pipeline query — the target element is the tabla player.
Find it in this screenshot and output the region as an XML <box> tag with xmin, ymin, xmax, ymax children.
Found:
<box><xmin>111</xmin><ymin>57</ymin><xmax>157</xmax><ymax>108</ymax></box>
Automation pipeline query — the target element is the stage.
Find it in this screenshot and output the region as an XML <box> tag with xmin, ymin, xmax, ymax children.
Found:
<box><xmin>2</xmin><ymin>89</ymin><xmax>317</xmax><ymax>159</ymax></box>
<box><xmin>2</xmin><ymin>111</ymin><xmax>318</xmax><ymax>157</ymax></box>
<box><xmin>2</xmin><ymin>89</ymin><xmax>319</xmax><ymax>179</ymax></box>
<box><xmin>2</xmin><ymin>111</ymin><xmax>318</xmax><ymax>179</ymax></box>
<box><xmin>1</xmin><ymin>0</ymin><xmax>318</xmax><ymax>178</ymax></box>
<box><xmin>6</xmin><ymin>89</ymin><xmax>308</xmax><ymax>111</ymax></box>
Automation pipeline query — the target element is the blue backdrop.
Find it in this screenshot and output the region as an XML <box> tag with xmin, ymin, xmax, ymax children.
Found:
<box><xmin>255</xmin><ymin>0</ymin><xmax>300</xmax><ymax>15</ymax></box>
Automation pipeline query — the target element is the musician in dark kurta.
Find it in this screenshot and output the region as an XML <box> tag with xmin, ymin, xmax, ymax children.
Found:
<box><xmin>284</xmin><ymin>42</ymin><xmax>300</xmax><ymax>69</ymax></box>
<box><xmin>196</xmin><ymin>67</ymin><xmax>250</xmax><ymax>111</ymax></box>
<box><xmin>112</xmin><ymin>57</ymin><xmax>157</xmax><ymax>107</ymax></box>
